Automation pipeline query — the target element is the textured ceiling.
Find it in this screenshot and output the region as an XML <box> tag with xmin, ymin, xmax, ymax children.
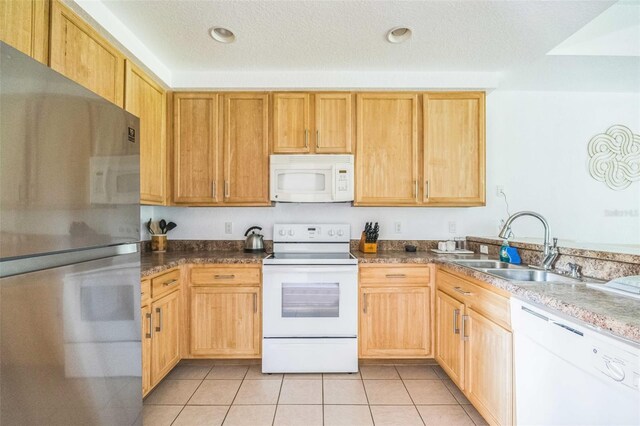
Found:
<box><xmin>101</xmin><ymin>0</ymin><xmax>612</xmax><ymax>73</ymax></box>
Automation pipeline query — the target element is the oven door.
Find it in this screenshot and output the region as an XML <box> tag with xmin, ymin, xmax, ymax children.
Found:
<box><xmin>262</xmin><ymin>265</ymin><xmax>358</xmax><ymax>337</ymax></box>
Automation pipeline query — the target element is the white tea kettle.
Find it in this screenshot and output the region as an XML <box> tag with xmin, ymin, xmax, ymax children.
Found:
<box><xmin>244</xmin><ymin>226</ymin><xmax>264</xmax><ymax>253</ymax></box>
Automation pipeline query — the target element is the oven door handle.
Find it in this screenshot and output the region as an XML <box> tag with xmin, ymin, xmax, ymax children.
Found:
<box><xmin>263</xmin><ymin>266</ymin><xmax>356</xmax><ymax>274</ymax></box>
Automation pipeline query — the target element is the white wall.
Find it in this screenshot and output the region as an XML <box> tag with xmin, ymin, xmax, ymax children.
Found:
<box><xmin>142</xmin><ymin>89</ymin><xmax>640</xmax><ymax>247</ymax></box>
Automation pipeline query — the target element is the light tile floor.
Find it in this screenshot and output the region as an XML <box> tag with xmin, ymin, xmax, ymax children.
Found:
<box><xmin>143</xmin><ymin>360</ymin><xmax>489</xmax><ymax>426</ymax></box>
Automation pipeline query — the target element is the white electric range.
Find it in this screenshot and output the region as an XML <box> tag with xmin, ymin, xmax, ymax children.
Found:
<box><xmin>262</xmin><ymin>224</ymin><xmax>358</xmax><ymax>373</ymax></box>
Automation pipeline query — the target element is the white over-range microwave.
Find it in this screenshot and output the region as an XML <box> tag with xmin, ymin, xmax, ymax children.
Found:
<box><xmin>90</xmin><ymin>155</ymin><xmax>140</xmax><ymax>205</ymax></box>
<box><xmin>270</xmin><ymin>154</ymin><xmax>354</xmax><ymax>203</ymax></box>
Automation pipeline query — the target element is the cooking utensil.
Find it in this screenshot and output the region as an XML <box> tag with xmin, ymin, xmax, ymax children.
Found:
<box><xmin>159</xmin><ymin>219</ymin><xmax>167</xmax><ymax>234</ymax></box>
<box><xmin>146</xmin><ymin>218</ymin><xmax>154</xmax><ymax>235</ymax></box>
<box><xmin>244</xmin><ymin>226</ymin><xmax>265</xmax><ymax>253</ymax></box>
<box><xmin>165</xmin><ymin>222</ymin><xmax>177</xmax><ymax>233</ymax></box>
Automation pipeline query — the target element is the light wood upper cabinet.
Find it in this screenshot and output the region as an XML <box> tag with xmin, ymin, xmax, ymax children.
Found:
<box><xmin>222</xmin><ymin>93</ymin><xmax>270</xmax><ymax>205</ymax></box>
<box><xmin>314</xmin><ymin>93</ymin><xmax>353</xmax><ymax>153</ymax></box>
<box><xmin>190</xmin><ymin>286</ymin><xmax>261</xmax><ymax>357</ymax></box>
<box><xmin>355</xmin><ymin>93</ymin><xmax>419</xmax><ymax>205</ymax></box>
<box><xmin>423</xmin><ymin>92</ymin><xmax>485</xmax><ymax>205</ymax></box>
<box><xmin>0</xmin><ymin>0</ymin><xmax>49</xmax><ymax>64</ymax></box>
<box><xmin>435</xmin><ymin>289</ymin><xmax>465</xmax><ymax>389</ymax></box>
<box><xmin>150</xmin><ymin>288</ymin><xmax>181</xmax><ymax>385</ymax></box>
<box><xmin>273</xmin><ymin>92</ymin><xmax>311</xmax><ymax>153</ymax></box>
<box><xmin>173</xmin><ymin>93</ymin><xmax>220</xmax><ymax>204</ymax></box>
<box><xmin>49</xmin><ymin>0</ymin><xmax>125</xmax><ymax>106</ymax></box>
<box><xmin>465</xmin><ymin>308</ymin><xmax>513</xmax><ymax>426</ymax></box>
<box><xmin>124</xmin><ymin>61</ymin><xmax>167</xmax><ymax>205</ymax></box>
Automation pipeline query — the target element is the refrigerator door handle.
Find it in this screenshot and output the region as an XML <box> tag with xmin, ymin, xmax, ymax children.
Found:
<box><xmin>0</xmin><ymin>243</ymin><xmax>139</xmax><ymax>278</ymax></box>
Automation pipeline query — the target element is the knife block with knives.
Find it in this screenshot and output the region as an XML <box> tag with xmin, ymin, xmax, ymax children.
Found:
<box><xmin>359</xmin><ymin>222</ymin><xmax>379</xmax><ymax>253</ymax></box>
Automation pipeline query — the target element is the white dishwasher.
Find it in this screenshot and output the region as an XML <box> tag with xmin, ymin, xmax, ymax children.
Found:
<box><xmin>511</xmin><ymin>298</ymin><xmax>640</xmax><ymax>426</ymax></box>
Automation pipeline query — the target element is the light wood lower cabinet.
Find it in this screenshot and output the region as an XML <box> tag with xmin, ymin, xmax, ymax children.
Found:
<box><xmin>141</xmin><ymin>269</ymin><xmax>182</xmax><ymax>396</ymax></box>
<box><xmin>190</xmin><ymin>287</ymin><xmax>261</xmax><ymax>357</ymax></box>
<box><xmin>435</xmin><ymin>267</ymin><xmax>513</xmax><ymax>426</ymax></box>
<box><xmin>188</xmin><ymin>265</ymin><xmax>261</xmax><ymax>358</ymax></box>
<box><xmin>359</xmin><ymin>264</ymin><xmax>433</xmax><ymax>358</ymax></box>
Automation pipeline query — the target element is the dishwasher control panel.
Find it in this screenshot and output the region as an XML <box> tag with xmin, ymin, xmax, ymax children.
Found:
<box><xmin>592</xmin><ymin>343</ymin><xmax>639</xmax><ymax>390</ymax></box>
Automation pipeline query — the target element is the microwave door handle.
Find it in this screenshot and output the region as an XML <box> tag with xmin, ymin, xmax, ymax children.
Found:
<box><xmin>332</xmin><ymin>165</ymin><xmax>337</xmax><ymax>201</ymax></box>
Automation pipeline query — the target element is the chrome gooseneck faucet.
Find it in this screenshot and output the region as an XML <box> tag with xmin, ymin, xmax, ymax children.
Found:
<box><xmin>498</xmin><ymin>211</ymin><xmax>558</xmax><ymax>270</ymax></box>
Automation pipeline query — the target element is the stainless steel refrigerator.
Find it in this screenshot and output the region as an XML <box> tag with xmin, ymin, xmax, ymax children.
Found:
<box><xmin>0</xmin><ymin>42</ymin><xmax>142</xmax><ymax>425</ymax></box>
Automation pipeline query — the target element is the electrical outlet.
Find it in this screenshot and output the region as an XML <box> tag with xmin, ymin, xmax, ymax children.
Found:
<box><xmin>225</xmin><ymin>222</ymin><xmax>232</xmax><ymax>234</ymax></box>
<box><xmin>394</xmin><ymin>222</ymin><xmax>402</xmax><ymax>234</ymax></box>
<box><xmin>480</xmin><ymin>244</ymin><xmax>489</xmax><ymax>254</ymax></box>
<box><xmin>496</xmin><ymin>185</ymin><xmax>504</xmax><ymax>197</ymax></box>
<box><xmin>448</xmin><ymin>221</ymin><xmax>456</xmax><ymax>234</ymax></box>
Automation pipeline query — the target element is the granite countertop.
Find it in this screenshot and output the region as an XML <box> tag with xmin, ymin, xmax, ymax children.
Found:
<box><xmin>141</xmin><ymin>249</ymin><xmax>640</xmax><ymax>344</ymax></box>
<box><xmin>141</xmin><ymin>250</ymin><xmax>266</xmax><ymax>277</ymax></box>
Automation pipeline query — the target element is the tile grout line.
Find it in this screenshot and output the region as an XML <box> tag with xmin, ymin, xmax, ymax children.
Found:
<box><xmin>360</xmin><ymin>370</ymin><xmax>375</xmax><ymax>425</ymax></box>
<box><xmin>219</xmin><ymin>365</ymin><xmax>248</xmax><ymax>425</ymax></box>
<box><xmin>169</xmin><ymin>364</ymin><xmax>215</xmax><ymax>424</ymax></box>
<box><xmin>272</xmin><ymin>373</ymin><xmax>285</xmax><ymax>426</ymax></box>
<box><xmin>396</xmin><ymin>366</ymin><xmax>427</xmax><ymax>426</ymax></box>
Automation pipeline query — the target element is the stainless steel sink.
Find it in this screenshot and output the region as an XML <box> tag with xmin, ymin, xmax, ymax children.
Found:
<box><xmin>482</xmin><ymin>268</ymin><xmax>579</xmax><ymax>283</ymax></box>
<box><xmin>453</xmin><ymin>260</ymin><xmax>518</xmax><ymax>269</ymax></box>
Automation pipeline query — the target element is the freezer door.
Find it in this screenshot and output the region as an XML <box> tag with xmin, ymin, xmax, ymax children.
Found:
<box><xmin>0</xmin><ymin>43</ymin><xmax>140</xmax><ymax>259</ymax></box>
<box><xmin>0</xmin><ymin>252</ymin><xmax>142</xmax><ymax>425</ymax></box>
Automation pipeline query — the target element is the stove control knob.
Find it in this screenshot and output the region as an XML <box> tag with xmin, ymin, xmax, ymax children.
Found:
<box><xmin>279</xmin><ymin>229</ymin><xmax>286</xmax><ymax>236</ymax></box>
<box><xmin>328</xmin><ymin>230</ymin><xmax>335</xmax><ymax>236</ymax></box>
<box><xmin>337</xmin><ymin>229</ymin><xmax>344</xmax><ymax>236</ymax></box>
<box><xmin>288</xmin><ymin>229</ymin><xmax>295</xmax><ymax>236</ymax></box>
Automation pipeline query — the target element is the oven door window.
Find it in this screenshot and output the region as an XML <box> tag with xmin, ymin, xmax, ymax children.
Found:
<box><xmin>282</xmin><ymin>283</ymin><xmax>339</xmax><ymax>318</ymax></box>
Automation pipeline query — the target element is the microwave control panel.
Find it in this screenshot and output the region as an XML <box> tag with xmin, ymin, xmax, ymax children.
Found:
<box><xmin>334</xmin><ymin>163</ymin><xmax>354</xmax><ymax>200</ymax></box>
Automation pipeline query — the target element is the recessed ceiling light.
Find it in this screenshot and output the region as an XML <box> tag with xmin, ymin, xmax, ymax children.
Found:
<box><xmin>210</xmin><ymin>27</ymin><xmax>235</xmax><ymax>43</ymax></box>
<box><xmin>386</xmin><ymin>27</ymin><xmax>412</xmax><ymax>44</ymax></box>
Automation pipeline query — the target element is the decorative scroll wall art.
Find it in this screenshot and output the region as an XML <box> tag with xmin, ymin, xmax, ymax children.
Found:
<box><xmin>588</xmin><ymin>124</ymin><xmax>640</xmax><ymax>190</ymax></box>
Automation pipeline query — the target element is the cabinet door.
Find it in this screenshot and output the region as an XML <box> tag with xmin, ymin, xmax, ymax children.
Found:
<box><xmin>0</xmin><ymin>0</ymin><xmax>49</xmax><ymax>63</ymax></box>
<box><xmin>360</xmin><ymin>286</ymin><xmax>430</xmax><ymax>358</ymax></box>
<box><xmin>125</xmin><ymin>61</ymin><xmax>167</xmax><ymax>205</ymax></box>
<box><xmin>355</xmin><ymin>93</ymin><xmax>419</xmax><ymax>205</ymax></box>
<box><xmin>141</xmin><ymin>304</ymin><xmax>152</xmax><ymax>396</ymax></box>
<box><xmin>465</xmin><ymin>308</ymin><xmax>513</xmax><ymax>426</ymax></box>
<box><xmin>222</xmin><ymin>93</ymin><xmax>270</xmax><ymax>205</ymax></box>
<box><xmin>435</xmin><ymin>290</ymin><xmax>465</xmax><ymax>388</ymax></box>
<box><xmin>49</xmin><ymin>0</ymin><xmax>124</xmax><ymax>106</ymax></box>
<box><xmin>173</xmin><ymin>93</ymin><xmax>220</xmax><ymax>204</ymax></box>
<box><xmin>273</xmin><ymin>93</ymin><xmax>310</xmax><ymax>153</ymax></box>
<box><xmin>314</xmin><ymin>93</ymin><xmax>353</xmax><ymax>153</ymax></box>
<box><xmin>151</xmin><ymin>290</ymin><xmax>181</xmax><ymax>385</ymax></box>
<box><xmin>423</xmin><ymin>92</ymin><xmax>485</xmax><ymax>205</ymax></box>
<box><xmin>190</xmin><ymin>287</ymin><xmax>260</xmax><ymax>357</ymax></box>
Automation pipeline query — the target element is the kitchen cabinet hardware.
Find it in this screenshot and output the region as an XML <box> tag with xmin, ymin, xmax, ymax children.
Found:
<box><xmin>304</xmin><ymin>129</ymin><xmax>309</xmax><ymax>148</ymax></box>
<box><xmin>212</xmin><ymin>181</ymin><xmax>216</xmax><ymax>198</ymax></box>
<box><xmin>155</xmin><ymin>307</ymin><xmax>162</xmax><ymax>332</ymax></box>
<box><xmin>162</xmin><ymin>279</ymin><xmax>178</xmax><ymax>287</ymax></box>
<box><xmin>453</xmin><ymin>308</ymin><xmax>460</xmax><ymax>334</ymax></box>
<box><xmin>316</xmin><ymin>130</ymin><xmax>320</xmax><ymax>149</ymax></box>
<box><xmin>462</xmin><ymin>314</ymin><xmax>469</xmax><ymax>341</ymax></box>
<box><xmin>385</xmin><ymin>273</ymin><xmax>407</xmax><ymax>278</ymax></box>
<box><xmin>214</xmin><ymin>274</ymin><xmax>235</xmax><ymax>279</ymax></box>
<box><xmin>145</xmin><ymin>312</ymin><xmax>153</xmax><ymax>338</ymax></box>
<box><xmin>253</xmin><ymin>293</ymin><xmax>257</xmax><ymax>313</ymax></box>
<box><xmin>363</xmin><ymin>293</ymin><xmax>368</xmax><ymax>313</ymax></box>
<box><xmin>413</xmin><ymin>180</ymin><xmax>418</xmax><ymax>198</ymax></box>
<box><xmin>425</xmin><ymin>180</ymin><xmax>430</xmax><ymax>198</ymax></box>
<box><xmin>224</xmin><ymin>180</ymin><xmax>230</xmax><ymax>198</ymax></box>
<box><xmin>454</xmin><ymin>286</ymin><xmax>472</xmax><ymax>296</ymax></box>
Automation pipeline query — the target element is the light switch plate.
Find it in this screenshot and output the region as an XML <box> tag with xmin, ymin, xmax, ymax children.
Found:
<box><xmin>225</xmin><ymin>222</ymin><xmax>232</xmax><ymax>234</ymax></box>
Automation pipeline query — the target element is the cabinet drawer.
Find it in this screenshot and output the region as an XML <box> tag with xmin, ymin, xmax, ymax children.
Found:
<box><xmin>141</xmin><ymin>279</ymin><xmax>151</xmax><ymax>306</ymax></box>
<box><xmin>190</xmin><ymin>266</ymin><xmax>261</xmax><ymax>286</ymax></box>
<box><xmin>360</xmin><ymin>265</ymin><xmax>430</xmax><ymax>285</ymax></box>
<box><xmin>151</xmin><ymin>269</ymin><xmax>181</xmax><ymax>299</ymax></box>
<box><xmin>437</xmin><ymin>269</ymin><xmax>510</xmax><ymax>329</ymax></box>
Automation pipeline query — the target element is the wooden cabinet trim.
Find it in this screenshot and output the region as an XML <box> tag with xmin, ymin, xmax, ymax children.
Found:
<box><xmin>190</xmin><ymin>264</ymin><xmax>261</xmax><ymax>286</ymax></box>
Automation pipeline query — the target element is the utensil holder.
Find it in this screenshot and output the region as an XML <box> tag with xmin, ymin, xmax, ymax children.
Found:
<box><xmin>358</xmin><ymin>232</ymin><xmax>377</xmax><ymax>254</ymax></box>
<box><xmin>151</xmin><ymin>234</ymin><xmax>167</xmax><ymax>252</ymax></box>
